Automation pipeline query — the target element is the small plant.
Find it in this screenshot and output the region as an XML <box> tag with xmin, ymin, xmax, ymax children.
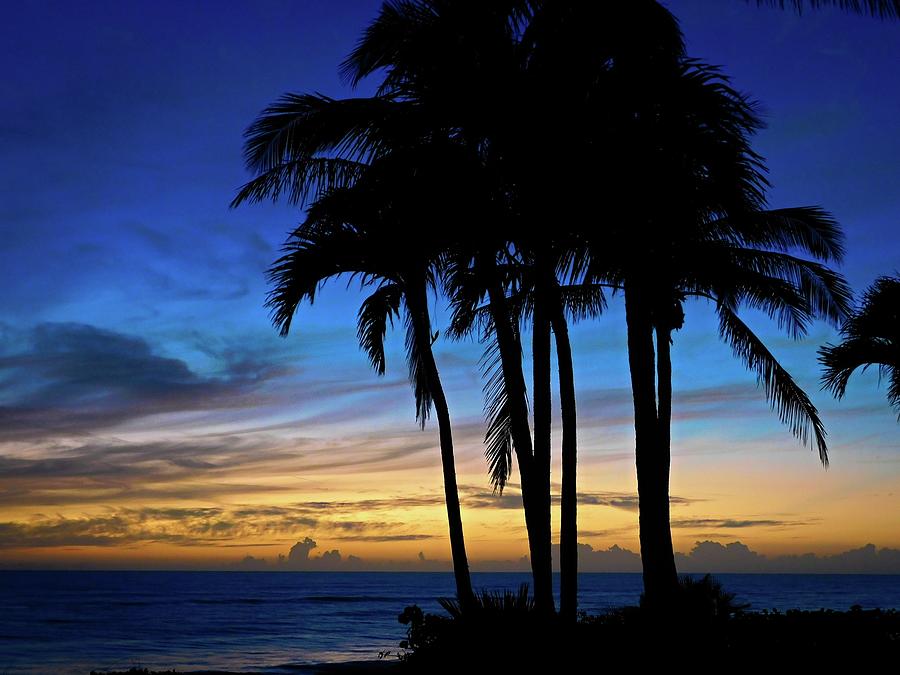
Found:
<box><xmin>397</xmin><ymin>584</ymin><xmax>546</xmax><ymax>667</ymax></box>
<box><xmin>438</xmin><ymin>583</ymin><xmax>534</xmax><ymax>619</ymax></box>
<box><xmin>674</xmin><ymin>573</ymin><xmax>749</xmax><ymax>621</ymax></box>
<box><xmin>398</xmin><ymin>604</ymin><xmax>452</xmax><ymax>660</ymax></box>
<box><xmin>638</xmin><ymin>574</ymin><xmax>747</xmax><ymax>624</ymax></box>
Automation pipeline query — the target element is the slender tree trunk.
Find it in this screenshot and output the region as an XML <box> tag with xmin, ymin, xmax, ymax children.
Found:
<box><xmin>654</xmin><ymin>322</ymin><xmax>677</xmax><ymax>583</ymax></box>
<box><xmin>624</xmin><ymin>284</ymin><xmax>678</xmax><ymax>611</ymax></box>
<box><xmin>480</xmin><ymin>255</ymin><xmax>555</xmax><ymax>615</ymax></box>
<box><xmin>407</xmin><ymin>283</ymin><xmax>475</xmax><ymax>612</ymax></box>
<box><xmin>551</xmin><ymin>285</ymin><xmax>578</xmax><ymax>623</ymax></box>
<box><xmin>532</xmin><ymin>259</ymin><xmax>554</xmax><ymax>616</ymax></box>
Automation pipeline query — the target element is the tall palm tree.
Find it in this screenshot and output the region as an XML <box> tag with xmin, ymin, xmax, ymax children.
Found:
<box><xmin>529</xmin><ymin>0</ymin><xmax>879</xmax><ymax>611</ymax></box>
<box><xmin>446</xmin><ymin>246</ymin><xmax>605</xmax><ymax>621</ymax></box>
<box><xmin>263</xmin><ymin>159</ymin><xmax>477</xmax><ymax>610</ymax></box>
<box><xmin>820</xmin><ymin>275</ymin><xmax>900</xmax><ymax>416</ymax></box>
<box><xmin>443</xmin><ymin>244</ymin><xmax>557</xmax><ymax>614</ymax></box>
<box><xmin>580</xmin><ymin>57</ymin><xmax>853</xmax><ymax>607</ymax></box>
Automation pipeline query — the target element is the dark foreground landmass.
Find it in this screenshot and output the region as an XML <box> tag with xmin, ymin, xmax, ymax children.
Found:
<box><xmin>88</xmin><ymin>605</ymin><xmax>900</xmax><ymax>675</ymax></box>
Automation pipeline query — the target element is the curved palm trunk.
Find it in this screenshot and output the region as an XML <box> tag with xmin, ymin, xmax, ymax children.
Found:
<box><xmin>551</xmin><ymin>286</ymin><xmax>578</xmax><ymax>623</ymax></box>
<box><xmin>407</xmin><ymin>284</ymin><xmax>475</xmax><ymax>611</ymax></box>
<box><xmin>481</xmin><ymin>255</ymin><xmax>555</xmax><ymax>615</ymax></box>
<box><xmin>624</xmin><ymin>284</ymin><xmax>678</xmax><ymax>611</ymax></box>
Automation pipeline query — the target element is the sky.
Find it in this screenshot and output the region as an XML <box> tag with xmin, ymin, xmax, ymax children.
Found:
<box><xmin>0</xmin><ymin>1</ymin><xmax>898</xmax><ymax>572</ymax></box>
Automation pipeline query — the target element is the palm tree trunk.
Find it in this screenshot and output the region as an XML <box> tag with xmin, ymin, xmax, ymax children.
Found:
<box><xmin>407</xmin><ymin>283</ymin><xmax>475</xmax><ymax>611</ymax></box>
<box><xmin>480</xmin><ymin>255</ymin><xmax>555</xmax><ymax>615</ymax></box>
<box><xmin>532</xmin><ymin>261</ymin><xmax>554</xmax><ymax>616</ymax></box>
<box><xmin>653</xmin><ymin>322</ymin><xmax>678</xmax><ymax>596</ymax></box>
<box><xmin>551</xmin><ymin>285</ymin><xmax>578</xmax><ymax>623</ymax></box>
<box><xmin>624</xmin><ymin>284</ymin><xmax>678</xmax><ymax>610</ymax></box>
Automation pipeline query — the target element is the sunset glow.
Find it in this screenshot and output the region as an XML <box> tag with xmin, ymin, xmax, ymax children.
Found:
<box><xmin>2</xmin><ymin>0</ymin><xmax>898</xmax><ymax>574</ymax></box>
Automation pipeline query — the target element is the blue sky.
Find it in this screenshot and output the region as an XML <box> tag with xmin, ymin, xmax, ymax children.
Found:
<box><xmin>0</xmin><ymin>1</ymin><xmax>898</xmax><ymax>569</ymax></box>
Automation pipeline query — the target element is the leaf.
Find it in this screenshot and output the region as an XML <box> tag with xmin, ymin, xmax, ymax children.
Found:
<box><xmin>718</xmin><ymin>304</ymin><xmax>829</xmax><ymax>465</ymax></box>
<box><xmin>358</xmin><ymin>284</ymin><xmax>403</xmax><ymax>376</ymax></box>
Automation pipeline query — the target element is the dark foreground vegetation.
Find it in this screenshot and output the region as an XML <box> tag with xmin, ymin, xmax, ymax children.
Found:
<box><xmin>394</xmin><ymin>578</ymin><xmax>900</xmax><ymax>671</ymax></box>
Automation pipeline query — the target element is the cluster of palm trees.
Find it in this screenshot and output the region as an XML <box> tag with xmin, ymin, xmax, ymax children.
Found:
<box><xmin>233</xmin><ymin>1</ymin><xmax>899</xmax><ymax>621</ymax></box>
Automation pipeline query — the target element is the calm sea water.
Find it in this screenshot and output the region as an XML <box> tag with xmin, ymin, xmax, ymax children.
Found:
<box><xmin>1</xmin><ymin>571</ymin><xmax>899</xmax><ymax>674</ymax></box>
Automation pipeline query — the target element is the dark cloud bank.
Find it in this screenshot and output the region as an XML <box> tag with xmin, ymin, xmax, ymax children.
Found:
<box><xmin>572</xmin><ymin>541</ymin><xmax>900</xmax><ymax>574</ymax></box>
<box><xmin>234</xmin><ymin>539</ymin><xmax>900</xmax><ymax>574</ymax></box>
<box><xmin>0</xmin><ymin>322</ymin><xmax>280</xmax><ymax>440</ymax></box>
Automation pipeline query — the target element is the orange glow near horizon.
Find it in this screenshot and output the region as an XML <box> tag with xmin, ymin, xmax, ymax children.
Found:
<box><xmin>4</xmin><ymin>413</ymin><xmax>898</xmax><ymax>571</ymax></box>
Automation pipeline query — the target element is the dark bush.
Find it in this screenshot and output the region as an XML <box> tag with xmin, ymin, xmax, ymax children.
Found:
<box><xmin>396</xmin><ymin>580</ymin><xmax>900</xmax><ymax>671</ymax></box>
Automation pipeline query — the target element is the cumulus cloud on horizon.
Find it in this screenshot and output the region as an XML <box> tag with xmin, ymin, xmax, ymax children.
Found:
<box><xmin>230</xmin><ymin>538</ymin><xmax>900</xmax><ymax>575</ymax></box>
<box><xmin>236</xmin><ymin>537</ymin><xmax>447</xmax><ymax>572</ymax></box>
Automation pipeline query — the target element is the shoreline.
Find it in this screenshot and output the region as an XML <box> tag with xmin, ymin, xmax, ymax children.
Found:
<box><xmin>91</xmin><ymin>661</ymin><xmax>399</xmax><ymax>675</ymax></box>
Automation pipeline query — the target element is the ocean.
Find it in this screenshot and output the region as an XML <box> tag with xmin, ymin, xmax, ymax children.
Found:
<box><xmin>2</xmin><ymin>571</ymin><xmax>899</xmax><ymax>674</ymax></box>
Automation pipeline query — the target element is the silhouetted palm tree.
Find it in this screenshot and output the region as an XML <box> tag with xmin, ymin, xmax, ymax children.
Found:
<box><xmin>527</xmin><ymin>0</ymin><xmax>875</xmax><ymax>612</ymax></box>
<box><xmin>820</xmin><ymin>275</ymin><xmax>900</xmax><ymax>416</ymax></box>
<box><xmin>579</xmin><ymin>57</ymin><xmax>853</xmax><ymax>607</ymax></box>
<box><xmin>446</xmin><ymin>247</ymin><xmax>605</xmax><ymax>621</ymax></box>
<box><xmin>233</xmin><ymin>88</ymin><xmax>480</xmax><ymax>609</ymax></box>
<box><xmin>265</xmin><ymin>165</ymin><xmax>477</xmax><ymax>609</ymax></box>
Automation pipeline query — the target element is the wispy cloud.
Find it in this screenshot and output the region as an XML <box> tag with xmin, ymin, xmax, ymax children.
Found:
<box><xmin>0</xmin><ymin>505</ymin><xmax>425</xmax><ymax>549</ymax></box>
<box><xmin>332</xmin><ymin>534</ymin><xmax>436</xmax><ymax>542</ymax></box>
<box><xmin>458</xmin><ymin>485</ymin><xmax>699</xmax><ymax>512</ymax></box>
<box><xmin>670</xmin><ymin>517</ymin><xmax>815</xmax><ymax>530</ymax></box>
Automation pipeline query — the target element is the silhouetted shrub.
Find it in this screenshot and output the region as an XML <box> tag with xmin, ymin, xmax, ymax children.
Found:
<box><xmin>439</xmin><ymin>582</ymin><xmax>535</xmax><ymax>619</ymax></box>
<box><xmin>670</xmin><ymin>573</ymin><xmax>749</xmax><ymax>621</ymax></box>
<box><xmin>397</xmin><ymin>582</ymin><xmax>900</xmax><ymax>671</ymax></box>
<box><xmin>397</xmin><ymin>584</ymin><xmax>568</xmax><ymax>670</ymax></box>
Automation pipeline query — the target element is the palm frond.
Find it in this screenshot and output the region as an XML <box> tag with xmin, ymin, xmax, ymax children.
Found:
<box><xmin>357</xmin><ymin>283</ymin><xmax>403</xmax><ymax>376</ymax></box>
<box><xmin>445</xmin><ymin>257</ymin><xmax>491</xmax><ymax>340</ymax></box>
<box><xmin>842</xmin><ymin>275</ymin><xmax>900</xmax><ymax>342</ymax></box>
<box><xmin>709</xmin><ymin>207</ymin><xmax>845</xmax><ymax>263</ymax></box>
<box><xmin>752</xmin><ymin>0</ymin><xmax>900</xmax><ymax>19</ymax></box>
<box><xmin>819</xmin><ymin>337</ymin><xmax>894</xmax><ymax>397</ymax></box>
<box><xmin>659</xmin><ymin>60</ymin><xmax>770</xmax><ymax>216</ymax></box>
<box><xmin>889</xmin><ymin>368</ymin><xmax>900</xmax><ymax>416</ymax></box>
<box><xmin>480</xmin><ymin>335</ymin><xmax>515</xmax><ymax>492</ymax></box>
<box><xmin>404</xmin><ymin>298</ymin><xmax>434</xmax><ymax>426</ymax></box>
<box><xmin>706</xmin><ymin>273</ymin><xmax>812</xmax><ymax>339</ymax></box>
<box><xmin>559</xmin><ymin>283</ymin><xmax>606</xmax><ymax>322</ymax></box>
<box><xmin>266</xmin><ymin>226</ymin><xmax>373</xmax><ymax>336</ymax></box>
<box><xmin>819</xmin><ymin>275</ymin><xmax>900</xmax><ymax>415</ymax></box>
<box><xmin>343</xmin><ymin>0</ymin><xmax>524</xmax><ymax>104</ymax></box>
<box><xmin>696</xmin><ymin>246</ymin><xmax>853</xmax><ymax>335</ymax></box>
<box><xmin>231</xmin><ymin>157</ymin><xmax>367</xmax><ymax>208</ymax></box>
<box><xmin>241</xmin><ymin>94</ymin><xmax>409</xmax><ymax>176</ymax></box>
<box><xmin>718</xmin><ymin>304</ymin><xmax>829</xmax><ymax>465</ymax></box>
<box><xmin>340</xmin><ymin>0</ymin><xmax>440</xmax><ymax>86</ymax></box>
